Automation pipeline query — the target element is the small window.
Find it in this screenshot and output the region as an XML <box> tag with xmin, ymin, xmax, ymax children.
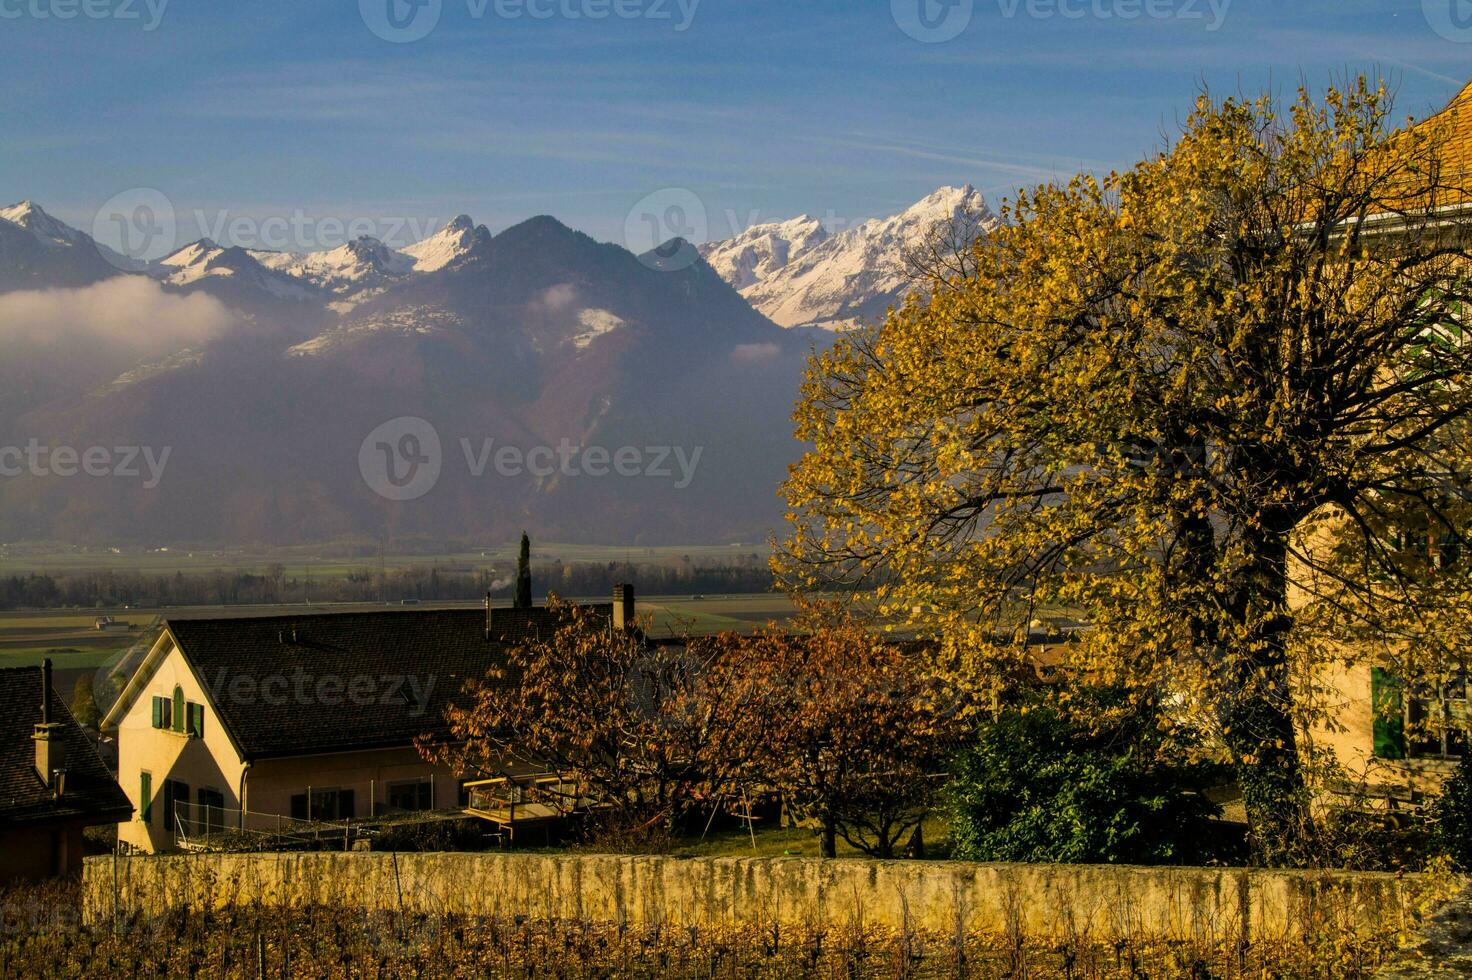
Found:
<box><xmin>171</xmin><ymin>686</ymin><xmax>185</xmax><ymax>734</ymax></box>
<box><xmin>187</xmin><ymin>702</ymin><xmax>205</xmax><ymax>739</ymax></box>
<box><xmin>387</xmin><ymin>780</ymin><xmax>432</xmax><ymax>813</ymax></box>
<box><xmin>151</xmin><ymin>695</ymin><xmax>172</xmax><ymax>731</ymax></box>
<box><xmin>290</xmin><ymin>788</ymin><xmax>353</xmax><ymax>822</ymax></box>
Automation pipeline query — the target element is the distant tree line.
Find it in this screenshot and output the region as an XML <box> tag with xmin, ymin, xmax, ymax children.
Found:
<box><xmin>0</xmin><ymin>558</ymin><xmax>774</xmax><ymax>610</ymax></box>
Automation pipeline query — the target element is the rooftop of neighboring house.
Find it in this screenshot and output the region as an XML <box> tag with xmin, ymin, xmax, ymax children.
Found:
<box><xmin>0</xmin><ymin>664</ymin><xmax>132</xmax><ymax>828</ymax></box>
<box><xmin>105</xmin><ymin>595</ymin><xmax>625</xmax><ymax>763</ymax></box>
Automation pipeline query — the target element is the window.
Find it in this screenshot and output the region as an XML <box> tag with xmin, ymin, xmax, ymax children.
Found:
<box><xmin>187</xmin><ymin>702</ymin><xmax>205</xmax><ymax>738</ymax></box>
<box><xmin>172</xmin><ymin>686</ymin><xmax>185</xmax><ymax>734</ymax></box>
<box><xmin>387</xmin><ymin>780</ymin><xmax>432</xmax><ymax>813</ymax></box>
<box><xmin>162</xmin><ymin>779</ymin><xmax>190</xmax><ymax>833</ymax></box>
<box><xmin>289</xmin><ymin>788</ymin><xmax>355</xmax><ymax>821</ymax></box>
<box><xmin>197</xmin><ymin>787</ymin><xmax>226</xmax><ymax>833</ymax></box>
<box><xmin>151</xmin><ymin>695</ymin><xmax>172</xmax><ymax>730</ymax></box>
<box><xmin>1410</xmin><ymin>675</ymin><xmax>1469</xmax><ymax>759</ymax></box>
<box><xmin>153</xmin><ymin>693</ymin><xmax>203</xmax><ymax>737</ymax></box>
<box><xmin>1373</xmin><ymin>667</ymin><xmax>1470</xmax><ymax>760</ymax></box>
<box><xmin>139</xmin><ymin>771</ymin><xmax>152</xmax><ymax>825</ymax></box>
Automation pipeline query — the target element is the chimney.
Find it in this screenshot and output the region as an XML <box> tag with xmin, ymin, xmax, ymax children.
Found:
<box><xmin>613</xmin><ymin>584</ymin><xmax>635</xmax><ymax>632</ymax></box>
<box><xmin>33</xmin><ymin>658</ymin><xmax>65</xmax><ymax>790</ymax></box>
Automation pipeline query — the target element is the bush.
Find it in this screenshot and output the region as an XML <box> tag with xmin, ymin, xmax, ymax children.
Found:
<box><xmin>948</xmin><ymin>696</ymin><xmax>1224</xmax><ymax>865</ymax></box>
<box><xmin>1430</xmin><ymin>754</ymin><xmax>1472</xmax><ymax>868</ymax></box>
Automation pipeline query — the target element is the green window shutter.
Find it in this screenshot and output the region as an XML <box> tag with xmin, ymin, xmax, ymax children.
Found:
<box><xmin>172</xmin><ymin>686</ymin><xmax>185</xmax><ymax>733</ymax></box>
<box><xmin>140</xmin><ymin>772</ymin><xmax>152</xmax><ymax>824</ymax></box>
<box><xmin>1372</xmin><ymin>667</ymin><xmax>1406</xmax><ymax>760</ymax></box>
<box><xmin>151</xmin><ymin>696</ymin><xmax>162</xmax><ymax>729</ymax></box>
<box><xmin>189</xmin><ymin>703</ymin><xmax>204</xmax><ymax>738</ymax></box>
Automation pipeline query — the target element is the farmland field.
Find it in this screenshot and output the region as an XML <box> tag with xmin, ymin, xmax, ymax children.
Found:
<box><xmin>0</xmin><ymin>542</ymin><xmax>769</xmax><ymax>578</ymax></box>
<box><xmin>0</xmin><ymin>594</ymin><xmax>803</xmax><ymax>672</ymax></box>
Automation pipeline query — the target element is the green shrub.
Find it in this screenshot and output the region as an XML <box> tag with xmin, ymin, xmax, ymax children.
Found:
<box><xmin>948</xmin><ymin>696</ymin><xmax>1224</xmax><ymax>865</ymax></box>
<box><xmin>1430</xmin><ymin>754</ymin><xmax>1472</xmax><ymax>868</ymax></box>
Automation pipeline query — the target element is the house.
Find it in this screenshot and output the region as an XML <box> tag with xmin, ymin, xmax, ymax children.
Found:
<box><xmin>1300</xmin><ymin>81</ymin><xmax>1472</xmax><ymax>810</ymax></box>
<box><xmin>102</xmin><ymin>587</ymin><xmax>636</xmax><ymax>853</ymax></box>
<box><xmin>0</xmin><ymin>661</ymin><xmax>132</xmax><ymax>879</ymax></box>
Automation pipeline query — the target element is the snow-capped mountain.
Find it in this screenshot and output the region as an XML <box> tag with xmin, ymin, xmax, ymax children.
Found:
<box><xmin>157</xmin><ymin>239</ymin><xmax>319</xmax><ymax>302</ymax></box>
<box><xmin>246</xmin><ymin>216</ymin><xmax>484</xmax><ymax>307</ymax></box>
<box><xmin>0</xmin><ymin>200</ymin><xmax>146</xmax><ymax>272</ymax></box>
<box><xmin>401</xmin><ymin>213</ymin><xmax>481</xmax><ymax>272</ymax></box>
<box><xmin>700</xmin><ymin>186</ymin><xmax>997</xmax><ymax>330</ymax></box>
<box><xmin>0</xmin><ymin>201</ymin><xmax>143</xmax><ymax>290</ymax></box>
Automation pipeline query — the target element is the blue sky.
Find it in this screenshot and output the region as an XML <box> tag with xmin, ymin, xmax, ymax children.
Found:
<box><xmin>2</xmin><ymin>0</ymin><xmax>1471</xmax><ymax>256</ymax></box>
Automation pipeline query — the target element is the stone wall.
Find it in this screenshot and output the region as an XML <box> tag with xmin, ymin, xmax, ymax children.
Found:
<box><xmin>83</xmin><ymin>851</ymin><xmax>1429</xmax><ymax>943</ymax></box>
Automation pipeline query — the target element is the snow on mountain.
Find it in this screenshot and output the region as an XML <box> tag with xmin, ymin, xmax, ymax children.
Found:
<box><xmin>700</xmin><ymin>186</ymin><xmax>997</xmax><ymax>331</ymax></box>
<box><xmin>157</xmin><ymin>239</ymin><xmax>319</xmax><ymax>301</ymax></box>
<box><xmin>236</xmin><ymin>216</ymin><xmax>481</xmax><ymax>309</ymax></box>
<box><xmin>287</xmin><ymin>305</ymin><xmax>463</xmax><ymax>357</ymax></box>
<box><xmin>568</xmin><ymin>308</ymin><xmax>626</xmax><ymax>350</ymax></box>
<box><xmin>0</xmin><ymin>200</ymin><xmax>147</xmax><ymax>273</ymax></box>
<box><xmin>402</xmin><ymin>214</ymin><xmax>480</xmax><ymax>272</ymax></box>
<box><xmin>700</xmin><ymin>214</ymin><xmax>829</xmax><ymax>292</ymax></box>
<box><xmin>251</xmin><ymin>236</ymin><xmax>414</xmax><ymax>294</ymax></box>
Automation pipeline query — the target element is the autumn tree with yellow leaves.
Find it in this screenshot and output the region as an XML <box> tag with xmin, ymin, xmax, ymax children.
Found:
<box><xmin>777</xmin><ymin>78</ymin><xmax>1472</xmax><ymax>865</ymax></box>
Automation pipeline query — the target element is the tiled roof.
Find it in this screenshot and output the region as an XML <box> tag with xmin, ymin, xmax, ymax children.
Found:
<box><xmin>486</xmin><ymin>604</ymin><xmax>613</xmax><ymax>645</ymax></box>
<box><xmin>166</xmin><ymin>605</ymin><xmax>610</xmax><ymax>761</ymax></box>
<box><xmin>0</xmin><ymin>666</ymin><xmax>132</xmax><ymax>828</ymax></box>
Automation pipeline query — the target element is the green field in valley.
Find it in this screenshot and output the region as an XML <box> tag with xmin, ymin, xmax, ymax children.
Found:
<box><xmin>0</xmin><ymin>542</ymin><xmax>768</xmax><ymax>579</ymax></box>
<box><xmin>0</xmin><ymin>594</ymin><xmax>804</xmax><ymax>673</ymax></box>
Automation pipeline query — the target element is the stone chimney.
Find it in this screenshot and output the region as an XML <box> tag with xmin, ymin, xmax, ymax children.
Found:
<box><xmin>613</xmin><ymin>584</ymin><xmax>635</xmax><ymax>631</ymax></box>
<box><xmin>33</xmin><ymin>658</ymin><xmax>65</xmax><ymax>792</ymax></box>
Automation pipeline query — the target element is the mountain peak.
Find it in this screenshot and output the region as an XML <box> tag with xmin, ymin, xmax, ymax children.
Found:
<box><xmin>402</xmin><ymin>214</ymin><xmax>482</xmax><ymax>273</ymax></box>
<box><xmin>701</xmin><ymin>185</ymin><xmax>999</xmax><ymax>330</ymax></box>
<box><xmin>0</xmin><ymin>200</ymin><xmax>41</xmax><ymax>222</ymax></box>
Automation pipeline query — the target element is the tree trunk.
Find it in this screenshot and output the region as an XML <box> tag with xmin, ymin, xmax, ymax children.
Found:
<box><xmin>907</xmin><ymin>823</ymin><xmax>926</xmax><ymax>859</ymax></box>
<box><xmin>1223</xmin><ymin>524</ymin><xmax>1310</xmax><ymax>866</ymax></box>
<box><xmin>820</xmin><ymin>809</ymin><xmax>837</xmax><ymax>858</ymax></box>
